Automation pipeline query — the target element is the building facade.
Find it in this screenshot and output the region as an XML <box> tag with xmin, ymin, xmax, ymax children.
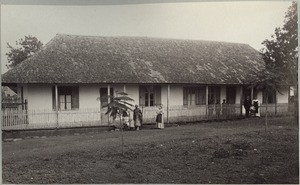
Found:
<box><xmin>1</xmin><ymin>34</ymin><xmax>293</xmax><ymax>130</ymax></box>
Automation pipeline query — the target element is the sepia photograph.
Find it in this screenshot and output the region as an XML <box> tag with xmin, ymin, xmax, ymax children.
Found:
<box><xmin>1</xmin><ymin>0</ymin><xmax>298</xmax><ymax>184</ymax></box>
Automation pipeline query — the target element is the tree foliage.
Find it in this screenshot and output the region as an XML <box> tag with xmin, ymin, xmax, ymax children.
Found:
<box><xmin>101</xmin><ymin>92</ymin><xmax>134</xmax><ymax>120</ymax></box>
<box><xmin>6</xmin><ymin>35</ymin><xmax>43</xmax><ymax>68</ymax></box>
<box><xmin>260</xmin><ymin>2</ymin><xmax>298</xmax><ymax>85</ymax></box>
<box><xmin>98</xmin><ymin>92</ymin><xmax>134</xmax><ymax>156</ymax></box>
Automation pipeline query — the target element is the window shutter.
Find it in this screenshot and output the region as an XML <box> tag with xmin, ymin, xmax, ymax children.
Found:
<box><xmin>201</xmin><ymin>88</ymin><xmax>205</xmax><ymax>105</ymax></box>
<box><xmin>71</xmin><ymin>87</ymin><xmax>79</xmax><ymax>109</ymax></box>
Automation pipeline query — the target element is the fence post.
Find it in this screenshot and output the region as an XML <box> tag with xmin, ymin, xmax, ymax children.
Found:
<box><xmin>107</xmin><ymin>85</ymin><xmax>110</xmax><ymax>125</ymax></box>
<box><xmin>25</xmin><ymin>99</ymin><xmax>29</xmax><ymax>125</ymax></box>
<box><xmin>206</xmin><ymin>85</ymin><xmax>209</xmax><ymax>120</ymax></box>
<box><xmin>21</xmin><ymin>86</ymin><xmax>24</xmax><ymax>110</ymax></box>
<box><xmin>167</xmin><ymin>84</ymin><xmax>170</xmax><ymax>124</ymax></box>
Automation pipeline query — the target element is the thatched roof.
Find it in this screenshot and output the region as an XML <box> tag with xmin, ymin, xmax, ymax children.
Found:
<box><xmin>2</xmin><ymin>34</ymin><xmax>264</xmax><ymax>85</ymax></box>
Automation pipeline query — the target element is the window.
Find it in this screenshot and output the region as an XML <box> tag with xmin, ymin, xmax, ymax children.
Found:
<box><xmin>139</xmin><ymin>86</ymin><xmax>161</xmax><ymax>107</ymax></box>
<box><xmin>208</xmin><ymin>86</ymin><xmax>220</xmax><ymax>104</ymax></box>
<box><xmin>183</xmin><ymin>87</ymin><xmax>206</xmax><ymax>106</ymax></box>
<box><xmin>99</xmin><ymin>87</ymin><xmax>114</xmax><ymax>107</ymax></box>
<box><xmin>263</xmin><ymin>90</ymin><xmax>276</xmax><ymax>104</ymax></box>
<box><xmin>52</xmin><ymin>86</ymin><xmax>79</xmax><ymax>110</ymax></box>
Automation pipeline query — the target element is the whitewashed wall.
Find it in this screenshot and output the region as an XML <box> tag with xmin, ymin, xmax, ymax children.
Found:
<box><xmin>277</xmin><ymin>87</ymin><xmax>289</xmax><ymax>103</ymax></box>
<box><xmin>6</xmin><ymin>83</ymin><xmax>291</xmax><ymax>130</ymax></box>
<box><xmin>26</xmin><ymin>84</ymin><xmax>53</xmax><ymax>110</ymax></box>
<box><xmin>79</xmin><ymin>85</ymin><xmax>100</xmax><ymax>109</ymax></box>
<box><xmin>170</xmin><ymin>85</ymin><xmax>184</xmax><ymax>106</ymax></box>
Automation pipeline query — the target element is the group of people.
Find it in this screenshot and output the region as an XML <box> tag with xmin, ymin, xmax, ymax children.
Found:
<box><xmin>122</xmin><ymin>105</ymin><xmax>142</xmax><ymax>130</ymax></box>
<box><xmin>122</xmin><ymin>105</ymin><xmax>164</xmax><ymax>131</ymax></box>
<box><xmin>209</xmin><ymin>99</ymin><xmax>233</xmax><ymax>118</ymax></box>
<box><xmin>243</xmin><ymin>96</ymin><xmax>260</xmax><ymax>117</ymax></box>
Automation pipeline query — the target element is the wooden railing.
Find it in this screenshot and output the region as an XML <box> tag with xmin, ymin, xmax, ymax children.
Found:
<box><xmin>2</xmin><ymin>108</ymin><xmax>103</xmax><ymax>130</ymax></box>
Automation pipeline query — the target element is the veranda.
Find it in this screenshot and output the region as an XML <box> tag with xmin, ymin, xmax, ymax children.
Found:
<box><xmin>1</xmin><ymin>103</ymin><xmax>294</xmax><ymax>130</ymax></box>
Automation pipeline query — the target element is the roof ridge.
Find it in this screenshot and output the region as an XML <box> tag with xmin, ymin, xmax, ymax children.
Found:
<box><xmin>55</xmin><ymin>33</ymin><xmax>251</xmax><ymax>46</ymax></box>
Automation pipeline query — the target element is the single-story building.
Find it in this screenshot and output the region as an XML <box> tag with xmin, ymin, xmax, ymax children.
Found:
<box><xmin>1</xmin><ymin>34</ymin><xmax>294</xmax><ymax>130</ymax></box>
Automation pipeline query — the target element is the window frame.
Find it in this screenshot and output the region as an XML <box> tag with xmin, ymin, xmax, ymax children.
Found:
<box><xmin>139</xmin><ymin>85</ymin><xmax>161</xmax><ymax>107</ymax></box>
<box><xmin>99</xmin><ymin>87</ymin><xmax>114</xmax><ymax>108</ymax></box>
<box><xmin>262</xmin><ymin>89</ymin><xmax>277</xmax><ymax>104</ymax></box>
<box><xmin>183</xmin><ymin>86</ymin><xmax>206</xmax><ymax>106</ymax></box>
<box><xmin>52</xmin><ymin>86</ymin><xmax>79</xmax><ymax>111</ymax></box>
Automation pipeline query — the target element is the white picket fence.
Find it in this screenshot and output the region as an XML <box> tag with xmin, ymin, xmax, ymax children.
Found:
<box><xmin>2</xmin><ymin>108</ymin><xmax>104</xmax><ymax>130</ymax></box>
<box><xmin>1</xmin><ymin>103</ymin><xmax>294</xmax><ymax>130</ymax></box>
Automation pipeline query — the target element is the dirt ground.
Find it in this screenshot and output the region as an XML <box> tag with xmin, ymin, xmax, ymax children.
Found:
<box><xmin>2</xmin><ymin>117</ymin><xmax>299</xmax><ymax>184</ymax></box>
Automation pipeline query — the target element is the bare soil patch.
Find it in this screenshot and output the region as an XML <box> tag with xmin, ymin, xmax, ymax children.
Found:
<box><xmin>2</xmin><ymin>117</ymin><xmax>298</xmax><ymax>184</ymax></box>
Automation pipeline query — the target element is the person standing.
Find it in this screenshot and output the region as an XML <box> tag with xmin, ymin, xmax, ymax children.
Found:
<box><xmin>252</xmin><ymin>96</ymin><xmax>260</xmax><ymax>117</ymax></box>
<box><xmin>156</xmin><ymin>105</ymin><xmax>164</xmax><ymax>129</ymax></box>
<box><xmin>243</xmin><ymin>96</ymin><xmax>252</xmax><ymax>117</ymax></box>
<box><xmin>221</xmin><ymin>99</ymin><xmax>227</xmax><ymax>118</ymax></box>
<box><xmin>122</xmin><ymin>109</ymin><xmax>130</xmax><ymax>129</ymax></box>
<box><xmin>133</xmin><ymin>105</ymin><xmax>143</xmax><ymax>130</ymax></box>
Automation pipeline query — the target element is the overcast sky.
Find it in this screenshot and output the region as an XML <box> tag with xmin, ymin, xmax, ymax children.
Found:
<box><xmin>1</xmin><ymin>1</ymin><xmax>292</xmax><ymax>74</ymax></box>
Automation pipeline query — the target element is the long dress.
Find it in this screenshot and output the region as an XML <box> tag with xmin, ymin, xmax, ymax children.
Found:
<box><xmin>252</xmin><ymin>99</ymin><xmax>260</xmax><ymax>117</ymax></box>
<box><xmin>133</xmin><ymin>108</ymin><xmax>142</xmax><ymax>127</ymax></box>
<box><xmin>122</xmin><ymin>111</ymin><xmax>130</xmax><ymax>127</ymax></box>
<box><xmin>156</xmin><ymin>108</ymin><xmax>164</xmax><ymax>129</ymax></box>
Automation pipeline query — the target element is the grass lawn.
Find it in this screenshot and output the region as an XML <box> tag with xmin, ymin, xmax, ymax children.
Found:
<box><xmin>2</xmin><ymin>116</ymin><xmax>299</xmax><ymax>184</ymax></box>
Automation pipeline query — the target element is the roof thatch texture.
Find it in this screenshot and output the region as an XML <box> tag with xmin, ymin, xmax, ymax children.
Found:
<box><xmin>2</xmin><ymin>34</ymin><xmax>264</xmax><ymax>84</ymax></box>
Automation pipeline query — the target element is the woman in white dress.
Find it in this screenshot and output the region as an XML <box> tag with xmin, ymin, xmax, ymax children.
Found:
<box><xmin>252</xmin><ymin>97</ymin><xmax>260</xmax><ymax>117</ymax></box>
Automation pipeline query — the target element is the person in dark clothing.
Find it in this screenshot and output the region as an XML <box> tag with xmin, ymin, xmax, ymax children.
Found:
<box><xmin>243</xmin><ymin>96</ymin><xmax>252</xmax><ymax>117</ymax></box>
<box><xmin>221</xmin><ymin>99</ymin><xmax>227</xmax><ymax>118</ymax></box>
<box><xmin>133</xmin><ymin>105</ymin><xmax>143</xmax><ymax>130</ymax></box>
<box><xmin>156</xmin><ymin>105</ymin><xmax>164</xmax><ymax>129</ymax></box>
<box><xmin>215</xmin><ymin>100</ymin><xmax>221</xmax><ymax>118</ymax></box>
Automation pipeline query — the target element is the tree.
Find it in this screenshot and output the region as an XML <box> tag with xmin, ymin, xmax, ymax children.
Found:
<box><xmin>6</xmin><ymin>35</ymin><xmax>43</xmax><ymax>68</ymax></box>
<box><xmin>260</xmin><ymin>2</ymin><xmax>298</xmax><ymax>120</ymax></box>
<box><xmin>260</xmin><ymin>1</ymin><xmax>297</xmax><ymax>87</ymax></box>
<box><xmin>249</xmin><ymin>68</ymin><xmax>283</xmax><ymax>131</ymax></box>
<box><xmin>99</xmin><ymin>92</ymin><xmax>134</xmax><ymax>155</ymax></box>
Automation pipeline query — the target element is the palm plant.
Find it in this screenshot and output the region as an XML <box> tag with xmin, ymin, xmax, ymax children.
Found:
<box><xmin>99</xmin><ymin>92</ymin><xmax>134</xmax><ymax>155</ymax></box>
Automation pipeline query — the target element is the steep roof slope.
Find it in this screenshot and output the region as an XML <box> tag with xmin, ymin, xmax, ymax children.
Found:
<box><xmin>2</xmin><ymin>34</ymin><xmax>264</xmax><ymax>84</ymax></box>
